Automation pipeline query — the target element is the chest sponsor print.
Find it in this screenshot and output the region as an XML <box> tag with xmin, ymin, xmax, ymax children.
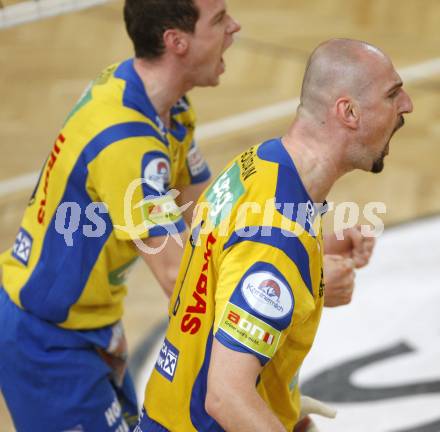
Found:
<box><xmin>205</xmin><ymin>162</ymin><xmax>244</xmax><ymax>227</ymax></box>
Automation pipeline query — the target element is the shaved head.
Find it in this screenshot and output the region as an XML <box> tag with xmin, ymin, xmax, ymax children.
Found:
<box><xmin>291</xmin><ymin>38</ymin><xmax>412</xmax><ymax>177</ymax></box>
<box><xmin>299</xmin><ymin>38</ymin><xmax>389</xmax><ymax>117</ymax></box>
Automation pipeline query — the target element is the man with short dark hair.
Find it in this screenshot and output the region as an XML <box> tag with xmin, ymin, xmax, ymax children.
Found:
<box><xmin>138</xmin><ymin>38</ymin><xmax>413</xmax><ymax>432</ymax></box>
<box><xmin>0</xmin><ymin>1</ymin><xmax>240</xmax><ymax>431</ymax></box>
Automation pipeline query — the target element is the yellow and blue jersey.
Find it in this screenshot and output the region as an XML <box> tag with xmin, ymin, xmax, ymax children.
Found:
<box><xmin>1</xmin><ymin>59</ymin><xmax>210</xmax><ymax>330</ymax></box>
<box><xmin>141</xmin><ymin>138</ymin><xmax>326</xmax><ymax>431</ymax></box>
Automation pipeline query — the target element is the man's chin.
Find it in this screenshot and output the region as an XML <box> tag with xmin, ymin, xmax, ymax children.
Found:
<box><xmin>196</xmin><ymin>75</ymin><xmax>221</xmax><ymax>88</ymax></box>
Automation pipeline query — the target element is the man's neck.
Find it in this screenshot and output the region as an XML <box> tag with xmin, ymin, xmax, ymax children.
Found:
<box><xmin>133</xmin><ymin>57</ymin><xmax>191</xmax><ymax>128</ymax></box>
<box><xmin>282</xmin><ymin>120</ymin><xmax>349</xmax><ymax>203</ymax></box>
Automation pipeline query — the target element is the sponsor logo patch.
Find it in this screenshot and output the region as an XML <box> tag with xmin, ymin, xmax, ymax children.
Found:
<box><xmin>12</xmin><ymin>227</ymin><xmax>33</xmax><ymax>266</ymax></box>
<box><xmin>187</xmin><ymin>142</ymin><xmax>207</xmax><ymax>177</ymax></box>
<box><xmin>241</xmin><ymin>271</ymin><xmax>293</xmax><ymax>319</ymax></box>
<box><xmin>143</xmin><ymin>157</ymin><xmax>170</xmax><ymax>193</ymax></box>
<box><xmin>155</xmin><ymin>338</ymin><xmax>179</xmax><ymax>382</ymax></box>
<box><xmin>205</xmin><ymin>162</ymin><xmax>244</xmax><ymax>227</ymax></box>
<box><xmin>140</xmin><ymin>195</ymin><xmax>181</xmax><ymax>228</ymax></box>
<box><xmin>219</xmin><ymin>303</ymin><xmax>281</xmax><ymax>359</ymax></box>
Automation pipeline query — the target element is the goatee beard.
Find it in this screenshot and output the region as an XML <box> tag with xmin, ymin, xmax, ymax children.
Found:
<box><xmin>371</xmin><ymin>148</ymin><xmax>387</xmax><ymax>173</ymax></box>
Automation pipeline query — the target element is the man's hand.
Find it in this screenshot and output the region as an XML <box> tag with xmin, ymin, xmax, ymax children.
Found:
<box><xmin>324</xmin><ymin>225</ymin><xmax>376</xmax><ymax>268</ymax></box>
<box><xmin>323</xmin><ymin>255</ymin><xmax>355</xmax><ymax>307</ymax></box>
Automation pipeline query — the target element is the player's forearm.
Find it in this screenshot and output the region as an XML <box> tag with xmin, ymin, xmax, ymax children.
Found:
<box><xmin>138</xmin><ymin>230</ymin><xmax>188</xmax><ymax>297</ymax></box>
<box><xmin>176</xmin><ymin>179</ymin><xmax>211</xmax><ymax>227</ymax></box>
<box><xmin>205</xmin><ymin>387</ymin><xmax>286</xmax><ymax>432</ymax></box>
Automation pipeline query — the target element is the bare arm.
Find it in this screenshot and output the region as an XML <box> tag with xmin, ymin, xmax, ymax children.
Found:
<box><xmin>176</xmin><ymin>179</ymin><xmax>211</xmax><ymax>227</ymax></box>
<box><xmin>205</xmin><ymin>339</ymin><xmax>286</xmax><ymax>432</ymax></box>
<box><xmin>136</xmin><ymin>229</ymin><xmax>188</xmax><ymax>298</ymax></box>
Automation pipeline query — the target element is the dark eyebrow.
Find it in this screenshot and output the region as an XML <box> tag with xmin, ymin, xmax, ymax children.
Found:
<box><xmin>211</xmin><ymin>9</ymin><xmax>226</xmax><ymax>24</ymax></box>
<box><xmin>387</xmin><ymin>81</ymin><xmax>403</xmax><ymax>95</ymax></box>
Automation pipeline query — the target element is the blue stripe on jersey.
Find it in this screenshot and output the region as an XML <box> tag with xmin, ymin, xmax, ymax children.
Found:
<box><xmin>257</xmin><ymin>138</ymin><xmax>311</xmax><ymax>204</ymax></box>
<box><xmin>115</xmin><ymin>59</ymin><xmax>190</xmax><ymax>144</ymax></box>
<box><xmin>20</xmin><ymin>122</ymin><xmax>163</xmax><ymax>323</ymax></box>
<box><xmin>257</xmin><ymin>138</ymin><xmax>319</xmax><ymax>236</ymax></box>
<box><xmin>114</xmin><ymin>60</ymin><xmax>158</xmax><ymax>123</ymax></box>
<box><xmin>188</xmin><ymin>164</ymin><xmax>211</xmax><ymax>184</ymax></box>
<box><xmin>148</xmin><ymin>218</ymin><xmax>186</xmax><ymax>238</ymax></box>
<box><xmin>190</xmin><ymin>329</ymin><xmax>225</xmax><ymax>432</ymax></box>
<box><xmin>138</xmin><ymin>408</ymin><xmax>170</xmax><ymax>431</ymax></box>
<box><xmin>223</xmin><ymin>227</ymin><xmax>313</xmax><ymax>296</ymax></box>
<box><xmin>215</xmin><ymin>331</ymin><xmax>271</xmax><ymax>367</ymax></box>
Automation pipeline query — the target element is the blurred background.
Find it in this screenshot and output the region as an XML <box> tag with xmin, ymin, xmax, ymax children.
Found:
<box><xmin>1</xmin><ymin>0</ymin><xmax>439</xmax><ymax>430</ymax></box>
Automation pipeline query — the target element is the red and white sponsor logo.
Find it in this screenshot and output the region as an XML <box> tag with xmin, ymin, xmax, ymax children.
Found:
<box><xmin>227</xmin><ymin>310</ymin><xmax>275</xmax><ymax>345</ymax></box>
<box><xmin>187</xmin><ymin>143</ymin><xmax>207</xmax><ymax>177</ymax></box>
<box><xmin>241</xmin><ymin>271</ymin><xmax>293</xmax><ymax>319</ymax></box>
<box><xmin>144</xmin><ymin>158</ymin><xmax>170</xmax><ymax>193</ymax></box>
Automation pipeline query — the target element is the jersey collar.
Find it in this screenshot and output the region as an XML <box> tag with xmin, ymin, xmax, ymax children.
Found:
<box><xmin>114</xmin><ymin>59</ymin><xmax>189</xmax><ymax>143</ymax></box>
<box><xmin>257</xmin><ymin>138</ymin><xmax>328</xmax><ymax>234</ymax></box>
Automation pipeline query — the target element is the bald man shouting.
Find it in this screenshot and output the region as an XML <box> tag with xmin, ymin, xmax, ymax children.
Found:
<box><xmin>136</xmin><ymin>39</ymin><xmax>413</xmax><ymax>432</ymax></box>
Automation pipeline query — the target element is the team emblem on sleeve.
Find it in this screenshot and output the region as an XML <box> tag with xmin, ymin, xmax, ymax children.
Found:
<box><xmin>187</xmin><ymin>142</ymin><xmax>208</xmax><ymax>177</ymax></box>
<box><xmin>241</xmin><ymin>271</ymin><xmax>293</xmax><ymax>319</ymax></box>
<box><xmin>143</xmin><ymin>157</ymin><xmax>170</xmax><ymax>194</ymax></box>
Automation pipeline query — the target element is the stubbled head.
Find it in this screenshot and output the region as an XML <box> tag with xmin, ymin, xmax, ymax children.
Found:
<box><xmin>299</xmin><ymin>38</ymin><xmax>413</xmax><ymax>173</ymax></box>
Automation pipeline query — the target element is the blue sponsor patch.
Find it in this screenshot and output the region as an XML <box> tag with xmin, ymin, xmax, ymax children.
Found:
<box><xmin>155</xmin><ymin>338</ymin><xmax>179</xmax><ymax>382</ymax></box>
<box><xmin>12</xmin><ymin>227</ymin><xmax>33</xmax><ymax>266</ymax></box>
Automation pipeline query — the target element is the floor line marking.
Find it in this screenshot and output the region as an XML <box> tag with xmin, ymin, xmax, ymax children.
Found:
<box><xmin>0</xmin><ymin>0</ymin><xmax>111</xmax><ymax>29</ymax></box>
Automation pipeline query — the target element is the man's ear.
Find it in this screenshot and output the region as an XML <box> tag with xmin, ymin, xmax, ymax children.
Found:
<box><xmin>335</xmin><ymin>97</ymin><xmax>359</xmax><ymax>129</ymax></box>
<box><xmin>163</xmin><ymin>29</ymin><xmax>189</xmax><ymax>55</ymax></box>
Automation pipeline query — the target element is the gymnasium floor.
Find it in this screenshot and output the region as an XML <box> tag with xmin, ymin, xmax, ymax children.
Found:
<box><xmin>1</xmin><ymin>0</ymin><xmax>439</xmax><ymax>430</ymax></box>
